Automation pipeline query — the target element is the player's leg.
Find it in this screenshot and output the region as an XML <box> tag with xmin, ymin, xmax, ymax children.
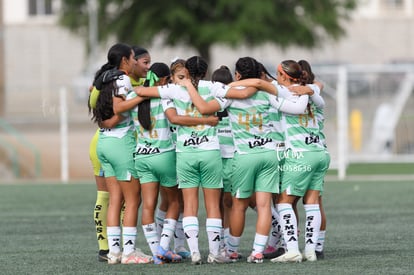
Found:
<box><xmin>302</xmin><ymin>189</ymin><xmax>321</xmax><ymax>262</ymax></box>
<box><xmin>140</xmin><ymin>181</ymin><xmax>161</xmax><ymax>262</ymax></box>
<box><xmin>89</xmin><ymin>130</ymin><xmax>110</xmax><ymax>262</ymax></box>
<box><xmin>105</xmin><ymin>176</ymin><xmax>124</xmax><ymax>264</ymax></box>
<box><xmin>271</xmin><ymin>192</ymin><xmax>302</xmax><ymax>263</ymax></box>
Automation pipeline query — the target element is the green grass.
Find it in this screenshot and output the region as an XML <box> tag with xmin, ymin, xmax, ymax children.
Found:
<box><xmin>327</xmin><ymin>162</ymin><xmax>414</xmax><ymax>175</ymax></box>
<box><xmin>1</xmin><ymin>180</ymin><xmax>413</xmax><ymax>274</ymax></box>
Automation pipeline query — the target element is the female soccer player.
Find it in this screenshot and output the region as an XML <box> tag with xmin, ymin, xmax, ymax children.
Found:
<box><xmin>135</xmin><ymin>56</ymin><xmax>244</xmax><ymax>265</ymax></box>
<box><xmin>270</xmin><ymin>60</ymin><xmax>328</xmax><ymax>263</ymax></box>
<box><xmin>91</xmin><ymin>43</ymin><xmax>152</xmax><ymax>265</ymax></box>
<box><xmin>154</xmin><ymin>58</ymin><xmax>191</xmax><ymax>259</ymax></box>
<box><xmin>128</xmin><ymin>62</ymin><xmax>182</xmax><ymax>264</ymax></box>
<box><xmin>296</xmin><ymin>59</ymin><xmax>329</xmax><ymax>260</ymax></box>
<box><xmin>183</xmin><ymin>56</ymin><xmax>312</xmax><ymax>264</ymax></box>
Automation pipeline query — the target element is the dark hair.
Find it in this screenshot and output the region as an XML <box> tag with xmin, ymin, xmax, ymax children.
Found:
<box><xmin>235</xmin><ymin>57</ymin><xmax>261</xmax><ymax>80</ymax></box>
<box><xmin>138</xmin><ymin>62</ymin><xmax>171</xmax><ymax>130</ymax></box>
<box><xmin>258</xmin><ymin>62</ymin><xmax>276</xmax><ymax>81</ymax></box>
<box><xmin>298</xmin><ymin>60</ymin><xmax>315</xmax><ymax>84</ymax></box>
<box><xmin>91</xmin><ymin>80</ymin><xmax>118</xmax><ymax>125</ymax></box>
<box><xmin>89</xmin><ymin>43</ymin><xmax>132</xmax><ymax>114</ymax></box>
<box><xmin>132</xmin><ymin>46</ymin><xmax>149</xmax><ymax>60</ymax></box>
<box><xmin>212</xmin><ymin>65</ymin><xmax>232</xmax><ymax>120</ymax></box>
<box><xmin>95</xmin><ymin>43</ymin><xmax>131</xmax><ymax>79</ymax></box>
<box><xmin>279</xmin><ymin>60</ymin><xmax>310</xmax><ymax>85</ymax></box>
<box><xmin>281</xmin><ymin>60</ymin><xmax>313</xmax><ymax>118</ymax></box>
<box><xmin>185</xmin><ymin>56</ymin><xmax>208</xmax><ymax>89</ymax></box>
<box><xmin>212</xmin><ymin>65</ymin><xmax>233</xmax><ymax>85</ymax></box>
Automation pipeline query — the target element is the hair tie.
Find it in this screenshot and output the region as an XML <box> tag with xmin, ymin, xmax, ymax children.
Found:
<box><xmin>146</xmin><ymin>70</ymin><xmax>159</xmax><ymax>87</ymax></box>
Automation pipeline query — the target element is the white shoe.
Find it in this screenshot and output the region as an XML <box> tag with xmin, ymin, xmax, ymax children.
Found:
<box><xmin>207</xmin><ymin>253</ymin><xmax>231</xmax><ymax>264</ymax></box>
<box><xmin>191</xmin><ymin>252</ymin><xmax>202</xmax><ymax>265</ymax></box>
<box><xmin>246</xmin><ymin>253</ymin><xmax>264</xmax><ymax>264</ymax></box>
<box><xmin>303</xmin><ymin>250</ymin><xmax>317</xmax><ymax>262</ymax></box>
<box><xmin>270</xmin><ymin>251</ymin><xmax>302</xmax><ymax>263</ymax></box>
<box><xmin>121</xmin><ymin>250</ymin><xmax>153</xmax><ymax>264</ymax></box>
<box><xmin>107</xmin><ymin>251</ymin><xmax>121</xmax><ymax>265</ymax></box>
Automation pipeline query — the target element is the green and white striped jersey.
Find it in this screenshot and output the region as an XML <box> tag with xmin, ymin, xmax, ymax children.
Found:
<box><xmin>314</xmin><ymin>103</ymin><xmax>327</xmax><ymax>149</ymax></box>
<box><xmin>216</xmin><ymin>115</ymin><xmax>235</xmax><ymax>158</ymax></box>
<box><xmin>127</xmin><ymin>93</ymin><xmax>175</xmax><ymax>155</ymax></box>
<box><xmin>221</xmin><ymin>91</ymin><xmax>277</xmax><ymax>154</ymax></box>
<box><xmin>100</xmin><ymin>75</ymin><xmax>135</xmax><ymax>138</ymax></box>
<box><xmin>282</xmin><ymin>91</ymin><xmax>325</xmax><ymax>152</ymax></box>
<box><xmin>158</xmin><ymin>80</ymin><xmax>229</xmax><ymax>153</ymax></box>
<box><xmin>215</xmin><ymin>84</ymin><xmax>311</xmax><ymax>155</ymax></box>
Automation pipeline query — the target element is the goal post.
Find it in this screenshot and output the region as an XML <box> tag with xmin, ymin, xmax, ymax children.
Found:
<box><xmin>314</xmin><ymin>63</ymin><xmax>414</xmax><ymax>179</ymax></box>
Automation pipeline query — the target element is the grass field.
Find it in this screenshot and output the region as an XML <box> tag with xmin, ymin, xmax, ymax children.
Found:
<box><xmin>1</xmin><ymin>179</ymin><xmax>413</xmax><ymax>274</ymax></box>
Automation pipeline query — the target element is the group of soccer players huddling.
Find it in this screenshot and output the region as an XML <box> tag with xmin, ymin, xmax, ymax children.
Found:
<box><xmin>89</xmin><ymin>43</ymin><xmax>329</xmax><ymax>266</ymax></box>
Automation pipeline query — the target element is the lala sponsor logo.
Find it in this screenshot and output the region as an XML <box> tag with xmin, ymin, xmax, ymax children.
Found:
<box><xmin>248</xmin><ymin>135</ymin><xmax>272</xmax><ymax>148</ymax></box>
<box><xmin>183</xmin><ymin>131</ymin><xmax>209</xmax><ymax>146</ymax></box>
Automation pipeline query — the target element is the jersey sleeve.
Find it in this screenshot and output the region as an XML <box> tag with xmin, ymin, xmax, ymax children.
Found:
<box><xmin>271</xmin><ymin>80</ymin><xmax>292</xmax><ymax>99</ymax></box>
<box><xmin>161</xmin><ymin>98</ymin><xmax>175</xmax><ymax>111</ymax></box>
<box><xmin>158</xmin><ymin>83</ymin><xmax>182</xmax><ymax>99</ymax></box>
<box><xmin>307</xmin><ymin>84</ymin><xmax>325</xmax><ymax>109</ymax></box>
<box><xmin>116</xmin><ymin>75</ymin><xmax>133</xmax><ymax>97</ymax></box>
<box><xmin>210</xmin><ymin>82</ymin><xmax>231</xmax><ymax>110</ymax></box>
<box><xmin>89</xmin><ymin>86</ymin><xmax>100</xmax><ymax>109</ymax></box>
<box><xmin>269</xmin><ymin>94</ymin><xmax>309</xmax><ymax>114</ymax></box>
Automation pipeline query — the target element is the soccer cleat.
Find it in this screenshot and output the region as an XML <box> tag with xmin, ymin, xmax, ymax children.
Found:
<box><xmin>263</xmin><ymin>245</ymin><xmax>277</xmax><ymax>258</ymax></box>
<box><xmin>107</xmin><ymin>251</ymin><xmax>121</xmax><ymax>265</ymax></box>
<box><xmin>156</xmin><ymin>246</ymin><xmax>182</xmax><ymax>263</ymax></box>
<box><xmin>175</xmin><ymin>246</ymin><xmax>191</xmax><ymax>259</ymax></box>
<box><xmin>270</xmin><ymin>251</ymin><xmax>302</xmax><ymax>263</ymax></box>
<box><xmin>153</xmin><ymin>255</ymin><xmax>165</xmax><ymax>265</ymax></box>
<box><xmin>191</xmin><ymin>252</ymin><xmax>202</xmax><ymax>265</ymax></box>
<box><xmin>121</xmin><ymin>250</ymin><xmax>153</xmax><ymax>264</ymax></box>
<box><xmin>264</xmin><ymin>246</ymin><xmax>286</xmax><ymax>259</ymax></box>
<box><xmin>207</xmin><ymin>253</ymin><xmax>232</xmax><ymax>264</ymax></box>
<box><xmin>247</xmin><ymin>252</ymin><xmax>264</xmax><ymax>264</ymax></box>
<box><xmin>302</xmin><ymin>250</ymin><xmax>317</xmax><ymax>262</ymax></box>
<box><xmin>315</xmin><ymin>250</ymin><xmax>324</xmax><ymax>260</ymax></box>
<box><xmin>228</xmin><ymin>252</ymin><xmax>242</xmax><ymax>262</ymax></box>
<box><xmin>98</xmin><ymin>249</ymin><xmax>109</xmax><ymax>262</ymax></box>
<box><xmin>135</xmin><ymin>248</ymin><xmax>154</xmax><ymax>261</ymax></box>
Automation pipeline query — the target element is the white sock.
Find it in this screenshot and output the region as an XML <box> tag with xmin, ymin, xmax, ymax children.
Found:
<box><xmin>252</xmin><ymin>233</ymin><xmax>268</xmax><ymax>255</ymax></box>
<box><xmin>226</xmin><ymin>234</ymin><xmax>241</xmax><ymax>254</ymax></box>
<box><xmin>223</xmin><ymin>228</ymin><xmax>230</xmax><ymax>248</ymax></box>
<box><xmin>206</xmin><ymin>218</ymin><xmax>222</xmax><ymax>256</ymax></box>
<box><xmin>304</xmin><ymin>204</ymin><xmax>321</xmax><ymax>254</ymax></box>
<box><xmin>155</xmin><ymin>209</ymin><xmax>166</xmax><ymax>238</ymax></box>
<box><xmin>160</xmin><ymin>219</ymin><xmax>177</xmax><ymax>250</ymax></box>
<box><xmin>316</xmin><ymin>230</ymin><xmax>326</xmax><ymax>252</ymax></box>
<box><xmin>277</xmin><ymin>203</ymin><xmax>299</xmax><ymax>253</ymax></box>
<box><xmin>122</xmin><ymin>226</ymin><xmax>137</xmax><ymax>255</ymax></box>
<box><xmin>267</xmin><ymin>204</ymin><xmax>282</xmax><ymax>248</ymax></box>
<box><xmin>107</xmin><ymin>226</ymin><xmax>122</xmax><ymax>254</ymax></box>
<box><xmin>183</xmin><ymin>216</ymin><xmax>199</xmax><ymax>254</ymax></box>
<box><xmin>142</xmin><ymin>223</ymin><xmax>159</xmax><ymax>256</ymax></box>
<box><xmin>174</xmin><ymin>213</ymin><xmax>186</xmax><ymax>250</ymax></box>
<box><xmin>220</xmin><ymin>227</ymin><xmax>229</xmax><ymax>250</ymax></box>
